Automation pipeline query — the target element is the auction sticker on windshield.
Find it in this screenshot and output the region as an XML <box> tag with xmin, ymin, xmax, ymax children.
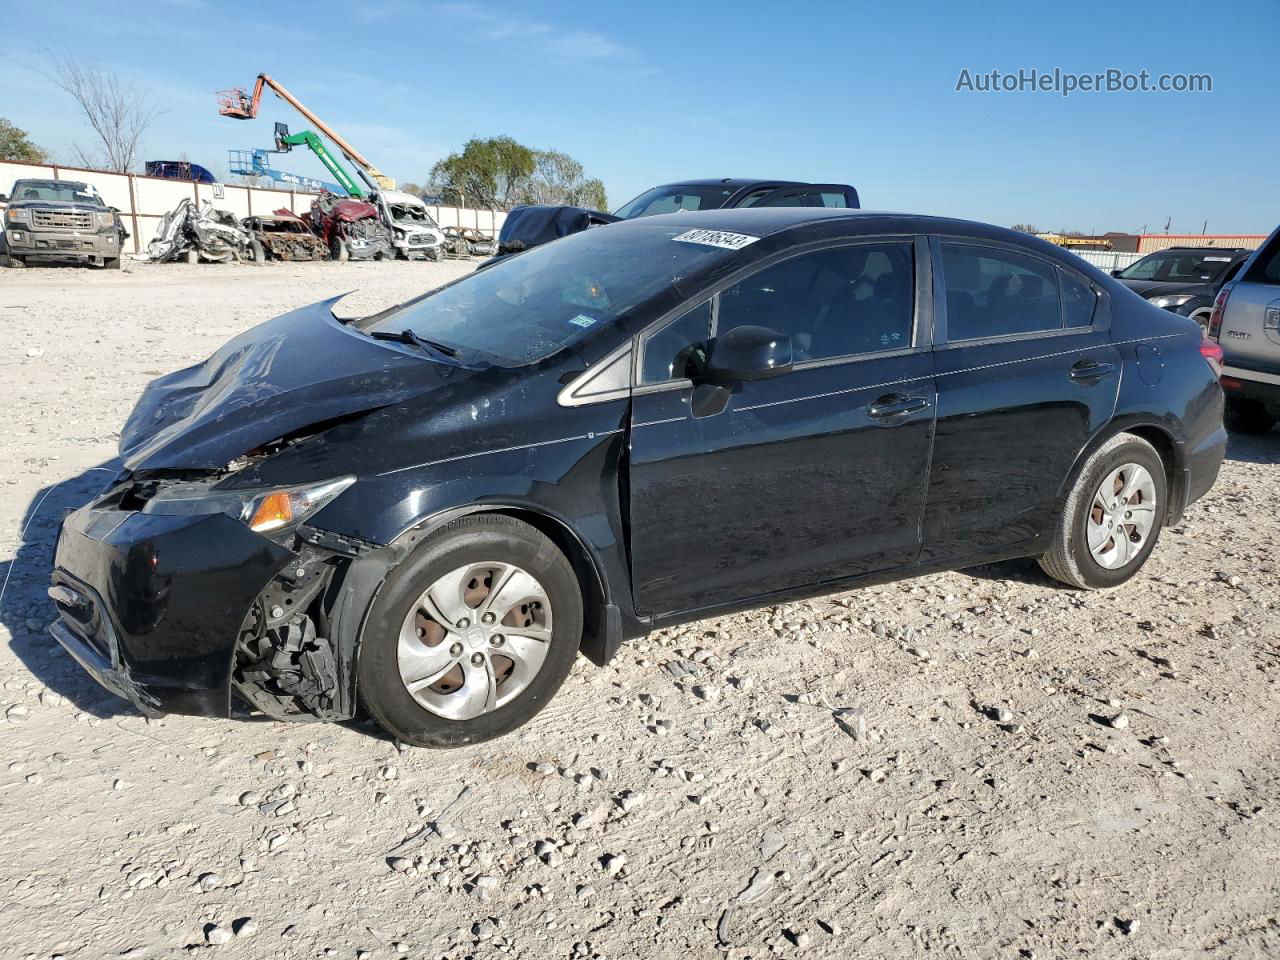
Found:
<box><xmin>673</xmin><ymin>229</ymin><xmax>759</xmax><ymax>250</ymax></box>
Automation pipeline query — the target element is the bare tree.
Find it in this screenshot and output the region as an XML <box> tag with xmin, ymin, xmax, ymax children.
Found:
<box><xmin>46</xmin><ymin>52</ymin><xmax>159</xmax><ymax>172</ymax></box>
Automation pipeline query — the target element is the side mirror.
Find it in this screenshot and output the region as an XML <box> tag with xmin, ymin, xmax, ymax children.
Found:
<box><xmin>1110</xmin><ymin>269</ymin><xmax>1123</xmax><ymax>277</ymax></box>
<box><xmin>705</xmin><ymin>325</ymin><xmax>793</xmax><ymax>384</ymax></box>
<box><xmin>0</xmin><ymin>194</ymin><xmax>8</xmax><ymax>203</ymax></box>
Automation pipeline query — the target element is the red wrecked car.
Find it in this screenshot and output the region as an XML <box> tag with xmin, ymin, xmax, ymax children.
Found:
<box><xmin>309</xmin><ymin>192</ymin><xmax>393</xmax><ymax>261</ymax></box>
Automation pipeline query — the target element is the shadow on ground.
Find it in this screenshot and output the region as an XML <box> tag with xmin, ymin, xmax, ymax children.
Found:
<box><xmin>1224</xmin><ymin>427</ymin><xmax>1279</xmax><ymax>465</ymax></box>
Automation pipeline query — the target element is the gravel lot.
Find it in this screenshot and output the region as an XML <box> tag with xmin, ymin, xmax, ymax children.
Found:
<box><xmin>1</xmin><ymin>260</ymin><xmax>1277</xmax><ymax>960</ymax></box>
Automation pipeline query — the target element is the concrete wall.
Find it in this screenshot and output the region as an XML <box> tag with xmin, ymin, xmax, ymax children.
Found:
<box><xmin>1</xmin><ymin>161</ymin><xmax>507</xmax><ymax>252</ymax></box>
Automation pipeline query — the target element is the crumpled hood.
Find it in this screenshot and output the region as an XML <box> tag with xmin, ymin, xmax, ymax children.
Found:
<box><xmin>119</xmin><ymin>294</ymin><xmax>466</xmax><ymax>471</ymax></box>
<box><xmin>1119</xmin><ymin>278</ymin><xmax>1212</xmax><ymax>299</ymax></box>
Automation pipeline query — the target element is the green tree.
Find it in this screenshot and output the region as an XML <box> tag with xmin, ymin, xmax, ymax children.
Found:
<box><xmin>430</xmin><ymin>136</ymin><xmax>536</xmax><ymax>210</ymax></box>
<box><xmin>522</xmin><ymin>150</ymin><xmax>608</xmax><ymax>211</ymax></box>
<box><xmin>0</xmin><ymin>117</ymin><xmax>48</xmax><ymax>164</ymax></box>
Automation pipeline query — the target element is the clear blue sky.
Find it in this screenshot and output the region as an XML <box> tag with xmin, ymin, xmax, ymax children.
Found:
<box><xmin>3</xmin><ymin>0</ymin><xmax>1277</xmax><ymax>234</ymax></box>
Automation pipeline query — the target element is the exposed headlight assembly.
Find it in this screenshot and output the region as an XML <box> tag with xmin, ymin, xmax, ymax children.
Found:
<box><xmin>142</xmin><ymin>477</ymin><xmax>355</xmax><ymax>533</ymax></box>
<box><xmin>1149</xmin><ymin>294</ymin><xmax>1194</xmax><ymax>309</ymax></box>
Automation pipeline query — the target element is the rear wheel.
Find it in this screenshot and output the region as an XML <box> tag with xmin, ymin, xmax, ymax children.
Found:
<box><xmin>358</xmin><ymin>515</ymin><xmax>583</xmax><ymax>748</ymax></box>
<box><xmin>1224</xmin><ymin>396</ymin><xmax>1277</xmax><ymax>434</ymax></box>
<box><xmin>1039</xmin><ymin>433</ymin><xmax>1167</xmax><ymax>589</ymax></box>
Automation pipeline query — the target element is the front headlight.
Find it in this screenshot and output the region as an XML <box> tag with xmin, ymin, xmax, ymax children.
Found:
<box><xmin>95</xmin><ymin>211</ymin><xmax>115</xmax><ymax>228</ymax></box>
<box><xmin>1149</xmin><ymin>294</ymin><xmax>1194</xmax><ymax>309</ymax></box>
<box><xmin>5</xmin><ymin>208</ymin><xmax>29</xmax><ymax>223</ymax></box>
<box><xmin>142</xmin><ymin>477</ymin><xmax>355</xmax><ymax>533</ymax></box>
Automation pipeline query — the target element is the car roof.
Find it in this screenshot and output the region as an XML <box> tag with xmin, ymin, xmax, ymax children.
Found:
<box><xmin>657</xmin><ymin>178</ymin><xmax>807</xmax><ymax>189</ymax></box>
<box><xmin>620</xmin><ymin>206</ymin><xmax>1012</xmax><ymax>240</ymax></box>
<box><xmin>1157</xmin><ymin>246</ymin><xmax>1251</xmax><ymax>253</ymax></box>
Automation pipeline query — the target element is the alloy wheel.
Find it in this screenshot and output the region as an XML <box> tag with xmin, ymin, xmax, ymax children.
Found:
<box><xmin>1086</xmin><ymin>462</ymin><xmax>1158</xmax><ymax>570</ymax></box>
<box><xmin>397</xmin><ymin>562</ymin><xmax>553</xmax><ymax>720</ymax></box>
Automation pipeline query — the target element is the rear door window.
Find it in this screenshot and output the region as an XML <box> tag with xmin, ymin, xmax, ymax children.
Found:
<box><xmin>940</xmin><ymin>243</ymin><xmax>1064</xmax><ymax>341</ymax></box>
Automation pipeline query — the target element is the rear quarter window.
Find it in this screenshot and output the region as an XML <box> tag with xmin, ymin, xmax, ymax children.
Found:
<box><xmin>1243</xmin><ymin>234</ymin><xmax>1280</xmax><ymax>285</ymax></box>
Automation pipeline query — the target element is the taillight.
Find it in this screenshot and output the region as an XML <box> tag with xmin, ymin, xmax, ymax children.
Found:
<box><xmin>1207</xmin><ymin>286</ymin><xmax>1231</xmax><ymax>341</ymax></box>
<box><xmin>1200</xmin><ymin>338</ymin><xmax>1224</xmax><ymax>377</ymax></box>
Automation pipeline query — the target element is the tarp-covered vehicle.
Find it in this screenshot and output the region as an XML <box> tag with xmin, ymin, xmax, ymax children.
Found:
<box><xmin>242</xmin><ymin>210</ymin><xmax>328</xmax><ymax>262</ymax></box>
<box><xmin>309</xmin><ymin>192</ymin><xmax>392</xmax><ymax>262</ymax></box>
<box><xmin>142</xmin><ymin>198</ymin><xmax>264</xmax><ymax>264</ymax></box>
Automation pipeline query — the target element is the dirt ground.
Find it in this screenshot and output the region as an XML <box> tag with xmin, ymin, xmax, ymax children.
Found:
<box><xmin>0</xmin><ymin>259</ymin><xmax>1277</xmax><ymax>960</ymax></box>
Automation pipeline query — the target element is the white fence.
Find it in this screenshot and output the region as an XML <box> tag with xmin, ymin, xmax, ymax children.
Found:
<box><xmin>0</xmin><ymin>161</ymin><xmax>507</xmax><ymax>253</ymax></box>
<box><xmin>1069</xmin><ymin>250</ymin><xmax>1144</xmax><ymax>273</ymax></box>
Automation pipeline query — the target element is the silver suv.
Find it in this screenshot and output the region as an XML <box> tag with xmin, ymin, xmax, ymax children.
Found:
<box><xmin>1210</xmin><ymin>225</ymin><xmax>1280</xmax><ymax>434</ymax></box>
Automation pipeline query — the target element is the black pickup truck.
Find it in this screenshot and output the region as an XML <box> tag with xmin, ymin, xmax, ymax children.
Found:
<box><xmin>1</xmin><ymin>178</ymin><xmax>127</xmax><ymax>269</ymax></box>
<box><xmin>491</xmin><ymin>178</ymin><xmax>860</xmax><ymax>260</ymax></box>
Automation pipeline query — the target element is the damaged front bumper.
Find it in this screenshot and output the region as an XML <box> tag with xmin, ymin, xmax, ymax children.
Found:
<box><xmin>50</xmin><ymin>503</ymin><xmax>296</xmax><ymax>716</ymax></box>
<box><xmin>48</xmin><ymin>480</ymin><xmax>380</xmax><ymax>724</ymax></box>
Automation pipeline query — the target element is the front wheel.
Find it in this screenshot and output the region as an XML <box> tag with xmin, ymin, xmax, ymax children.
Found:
<box><xmin>330</xmin><ymin>236</ymin><xmax>349</xmax><ymax>262</ymax></box>
<box><xmin>1039</xmin><ymin>433</ymin><xmax>1168</xmax><ymax>589</ymax></box>
<box><xmin>358</xmin><ymin>515</ymin><xmax>583</xmax><ymax>748</ymax></box>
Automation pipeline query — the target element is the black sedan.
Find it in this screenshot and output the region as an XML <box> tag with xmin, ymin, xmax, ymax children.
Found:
<box><xmin>1113</xmin><ymin>246</ymin><xmax>1253</xmax><ymax>330</ymax></box>
<box><xmin>48</xmin><ymin>209</ymin><xmax>1226</xmax><ymax>746</ymax></box>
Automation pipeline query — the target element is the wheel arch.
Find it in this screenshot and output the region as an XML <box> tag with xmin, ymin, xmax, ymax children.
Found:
<box><xmin>333</xmin><ymin>501</ymin><xmax>623</xmax><ymax>706</ymax></box>
<box><xmin>1054</xmin><ymin>418</ymin><xmax>1186</xmax><ymax>528</ymax></box>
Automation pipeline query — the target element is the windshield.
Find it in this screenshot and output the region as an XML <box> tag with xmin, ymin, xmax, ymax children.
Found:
<box><xmin>11</xmin><ymin>180</ymin><xmax>104</xmax><ymax>206</ymax></box>
<box><xmin>613</xmin><ymin>184</ymin><xmax>739</xmax><ymax>219</ymax></box>
<box><xmin>1118</xmin><ymin>250</ymin><xmax>1237</xmax><ymax>283</ymax></box>
<box><xmin>390</xmin><ymin>203</ymin><xmax>436</xmax><ymax>226</ymax></box>
<box><xmin>366</xmin><ymin>220</ymin><xmax>741</xmax><ymax>365</ymax></box>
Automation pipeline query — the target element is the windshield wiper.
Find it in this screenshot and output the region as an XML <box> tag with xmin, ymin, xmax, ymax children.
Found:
<box><xmin>368</xmin><ymin>329</ymin><xmax>483</xmax><ymax>369</ymax></box>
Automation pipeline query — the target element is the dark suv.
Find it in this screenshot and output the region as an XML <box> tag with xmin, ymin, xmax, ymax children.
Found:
<box><xmin>1</xmin><ymin>179</ymin><xmax>126</xmax><ymax>269</ymax></box>
<box><xmin>492</xmin><ymin>178</ymin><xmax>860</xmax><ymax>258</ymax></box>
<box><xmin>1113</xmin><ymin>246</ymin><xmax>1253</xmax><ymax>331</ymax></box>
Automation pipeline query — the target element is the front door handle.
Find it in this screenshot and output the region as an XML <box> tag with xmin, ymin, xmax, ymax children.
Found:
<box><xmin>1069</xmin><ymin>359</ymin><xmax>1116</xmax><ymax>382</ymax></box>
<box><xmin>867</xmin><ymin>393</ymin><xmax>931</xmax><ymax>421</ymax></box>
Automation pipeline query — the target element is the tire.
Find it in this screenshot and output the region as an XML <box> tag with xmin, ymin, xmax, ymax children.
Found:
<box><xmin>249</xmin><ymin>240</ymin><xmax>265</xmax><ymax>264</ymax></box>
<box><xmin>184</xmin><ymin>248</ymin><xmax>199</xmax><ymax>265</ymax></box>
<box><xmin>7</xmin><ymin>254</ymin><xmax>26</xmax><ymax>268</ymax></box>
<box><xmin>358</xmin><ymin>514</ymin><xmax>583</xmax><ymax>748</ymax></box>
<box><xmin>331</xmin><ymin>236</ymin><xmax>349</xmax><ymax>262</ymax></box>
<box><xmin>1224</xmin><ymin>396</ymin><xmax>1277</xmax><ymax>435</ymax></box>
<box><xmin>1038</xmin><ymin>432</ymin><xmax>1168</xmax><ymax>589</ymax></box>
<box><xmin>103</xmin><ymin>257</ymin><xmax>121</xmax><ymax>270</ymax></box>
<box><xmin>1189</xmin><ymin>308</ymin><xmax>1213</xmax><ymax>333</ymax></box>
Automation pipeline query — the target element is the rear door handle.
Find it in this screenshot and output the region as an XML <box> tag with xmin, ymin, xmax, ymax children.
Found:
<box><xmin>867</xmin><ymin>393</ymin><xmax>931</xmax><ymax>421</ymax></box>
<box><xmin>1069</xmin><ymin>360</ymin><xmax>1116</xmax><ymax>382</ymax></box>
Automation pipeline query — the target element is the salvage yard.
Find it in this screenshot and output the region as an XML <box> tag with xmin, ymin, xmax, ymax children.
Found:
<box><xmin>1</xmin><ymin>261</ymin><xmax>1278</xmax><ymax>959</ymax></box>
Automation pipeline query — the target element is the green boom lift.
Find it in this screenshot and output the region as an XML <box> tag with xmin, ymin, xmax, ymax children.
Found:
<box><xmin>274</xmin><ymin>122</ymin><xmax>364</xmax><ymax>198</ymax></box>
